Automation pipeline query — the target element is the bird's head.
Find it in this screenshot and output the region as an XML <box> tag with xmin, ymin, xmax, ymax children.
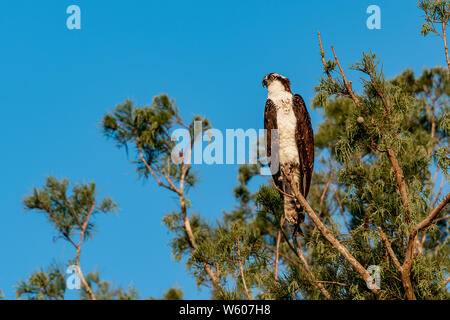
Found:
<box><xmin>262</xmin><ymin>73</ymin><xmax>291</xmax><ymax>93</ymax></box>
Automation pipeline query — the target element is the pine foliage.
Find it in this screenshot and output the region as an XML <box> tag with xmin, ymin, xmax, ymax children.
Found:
<box><xmin>11</xmin><ymin>1</ymin><xmax>449</xmax><ymax>300</ymax></box>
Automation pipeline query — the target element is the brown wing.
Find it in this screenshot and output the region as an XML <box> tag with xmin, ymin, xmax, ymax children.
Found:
<box><xmin>292</xmin><ymin>94</ymin><xmax>314</xmax><ymax>198</ymax></box>
<box><xmin>264</xmin><ymin>99</ymin><xmax>281</xmax><ymax>190</ymax></box>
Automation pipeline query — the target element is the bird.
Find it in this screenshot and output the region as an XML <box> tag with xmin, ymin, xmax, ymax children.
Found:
<box><xmin>262</xmin><ymin>73</ymin><xmax>314</xmax><ymax>237</ymax></box>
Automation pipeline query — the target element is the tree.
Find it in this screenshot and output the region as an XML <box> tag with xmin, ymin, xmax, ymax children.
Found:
<box><xmin>98</xmin><ymin>3</ymin><xmax>449</xmax><ymax>299</ymax></box>
<box><xmin>419</xmin><ymin>0</ymin><xmax>450</xmax><ymax>70</ymax></box>
<box><xmin>16</xmin><ymin>263</ymin><xmax>66</xmax><ymax>300</ymax></box>
<box><xmin>19</xmin><ymin>177</ymin><xmax>117</xmax><ymax>300</ymax></box>
<box><xmin>154</xmin><ymin>286</ymin><xmax>184</xmax><ymax>300</ymax></box>
<box><xmin>101</xmin><ymin>96</ymin><xmax>224</xmax><ymax>293</ymax></box>
<box><xmin>81</xmin><ymin>271</ymin><xmax>139</xmax><ymax>300</ymax></box>
<box><xmin>12</xmin><ymin>0</ymin><xmax>449</xmax><ymax>300</ymax></box>
<box><xmin>306</xmin><ymin>27</ymin><xmax>449</xmax><ymax>299</ymax></box>
<box><xmin>16</xmin><ymin>176</ymin><xmax>182</xmax><ymax>300</ymax></box>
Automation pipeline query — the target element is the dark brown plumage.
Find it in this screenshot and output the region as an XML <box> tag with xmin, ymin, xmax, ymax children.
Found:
<box><xmin>263</xmin><ymin>74</ymin><xmax>314</xmax><ymax>236</ymax></box>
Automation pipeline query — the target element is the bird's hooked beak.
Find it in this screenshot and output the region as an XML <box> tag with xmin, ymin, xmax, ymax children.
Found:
<box><xmin>262</xmin><ymin>79</ymin><xmax>268</xmax><ymax>87</ymax></box>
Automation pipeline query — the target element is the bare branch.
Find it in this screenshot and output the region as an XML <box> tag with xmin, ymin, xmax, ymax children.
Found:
<box><xmin>315</xmin><ymin>280</ymin><xmax>348</xmax><ymax>287</ymax></box>
<box><xmin>320</xmin><ymin>175</ymin><xmax>333</xmax><ymax>211</ymax></box>
<box><xmin>161</xmin><ymin>168</ymin><xmax>181</xmax><ymax>194</ymax></box>
<box><xmin>330</xmin><ymin>45</ymin><xmax>361</xmax><ymax>108</ymax></box>
<box><xmin>432</xmin><ymin>175</ymin><xmax>447</xmax><ymax>208</ymax></box>
<box><xmin>318</xmin><ymin>31</ymin><xmax>337</xmax><ymax>87</ymax></box>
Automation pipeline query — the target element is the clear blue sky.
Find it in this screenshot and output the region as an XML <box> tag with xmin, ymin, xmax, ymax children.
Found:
<box><xmin>0</xmin><ymin>0</ymin><xmax>446</xmax><ymax>299</ymax></box>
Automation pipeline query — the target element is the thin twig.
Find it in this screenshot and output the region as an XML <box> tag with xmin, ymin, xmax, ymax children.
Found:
<box><xmin>315</xmin><ymin>280</ymin><xmax>348</xmax><ymax>287</ymax></box>
<box><xmin>274</xmin><ymin>216</ymin><xmax>285</xmax><ymax>280</ymax></box>
<box><xmin>432</xmin><ymin>175</ymin><xmax>447</xmax><ymax>208</ymax></box>
<box><xmin>75</xmin><ymin>203</ymin><xmax>96</xmax><ymax>300</ymax></box>
<box><xmin>330</xmin><ymin>46</ymin><xmax>361</xmax><ymax>108</ymax></box>
<box><xmin>438</xmin><ymin>276</ymin><xmax>450</xmax><ymax>291</ymax></box>
<box><xmin>318</xmin><ymin>31</ymin><xmax>337</xmax><ymax>87</ymax></box>
<box><xmin>236</xmin><ymin>239</ymin><xmax>252</xmax><ymax>300</ymax></box>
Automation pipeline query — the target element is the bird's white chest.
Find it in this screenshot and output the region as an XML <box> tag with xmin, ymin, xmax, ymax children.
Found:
<box><xmin>270</xmin><ymin>94</ymin><xmax>299</xmax><ymax>165</ymax></box>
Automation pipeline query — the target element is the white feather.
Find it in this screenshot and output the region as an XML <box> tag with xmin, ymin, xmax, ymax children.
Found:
<box><xmin>267</xmin><ymin>80</ymin><xmax>299</xmax><ymax>165</ymax></box>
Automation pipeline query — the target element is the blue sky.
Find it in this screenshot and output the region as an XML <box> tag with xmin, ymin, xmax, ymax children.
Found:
<box><xmin>0</xmin><ymin>0</ymin><xmax>447</xmax><ymax>299</ymax></box>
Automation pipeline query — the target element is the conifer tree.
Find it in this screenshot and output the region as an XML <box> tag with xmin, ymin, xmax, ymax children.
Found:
<box><xmin>97</xmin><ymin>2</ymin><xmax>449</xmax><ymax>300</ymax></box>
<box><xmin>16</xmin><ymin>263</ymin><xmax>66</xmax><ymax>300</ymax></box>
<box><xmin>12</xmin><ymin>0</ymin><xmax>449</xmax><ymax>300</ymax></box>
<box><xmin>16</xmin><ymin>177</ymin><xmax>182</xmax><ymax>300</ymax></box>
<box><xmin>419</xmin><ymin>0</ymin><xmax>450</xmax><ymax>69</ymax></box>
<box><xmin>18</xmin><ymin>177</ymin><xmax>118</xmax><ymax>300</ymax></box>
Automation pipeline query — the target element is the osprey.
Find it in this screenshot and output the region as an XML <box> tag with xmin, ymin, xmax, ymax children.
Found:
<box><xmin>263</xmin><ymin>73</ymin><xmax>314</xmax><ymax>235</ymax></box>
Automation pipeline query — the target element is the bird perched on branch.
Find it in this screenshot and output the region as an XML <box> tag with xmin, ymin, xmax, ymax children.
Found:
<box><xmin>263</xmin><ymin>73</ymin><xmax>314</xmax><ymax>237</ymax></box>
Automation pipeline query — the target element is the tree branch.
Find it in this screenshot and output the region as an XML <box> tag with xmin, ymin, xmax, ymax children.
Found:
<box><xmin>386</xmin><ymin>146</ymin><xmax>410</xmax><ymax>222</ymax></box>
<box><xmin>378</xmin><ymin>227</ymin><xmax>402</xmax><ymax>271</ymax></box>
<box><xmin>415</xmin><ymin>191</ymin><xmax>450</xmax><ymax>233</ymax></box>
<box><xmin>438</xmin><ymin>276</ymin><xmax>450</xmax><ymax>291</ymax></box>
<box><xmin>75</xmin><ymin>203</ymin><xmax>96</xmax><ymax>300</ymax></box>
<box><xmin>330</xmin><ymin>46</ymin><xmax>361</xmax><ymax>108</ymax></box>
<box><xmin>283</xmin><ymin>167</ymin><xmax>380</xmax><ymax>298</ymax></box>
<box><xmin>318</xmin><ymin>31</ymin><xmax>337</xmax><ymax>87</ymax></box>
<box><xmin>274</xmin><ymin>216</ymin><xmax>285</xmax><ymax>280</ymax></box>
<box><xmin>138</xmin><ymin>148</ymin><xmax>177</xmax><ymax>193</ymax></box>
<box><xmin>442</xmin><ymin>19</ymin><xmax>450</xmax><ymax>71</ymax></box>
<box><xmin>400</xmin><ymin>192</ymin><xmax>450</xmax><ymax>299</ymax></box>
<box><xmin>277</xmin><ymin>224</ymin><xmax>331</xmax><ymax>299</ymax></box>
<box><xmin>138</xmin><ymin>129</ymin><xmax>221</xmax><ymax>292</ymax></box>
<box><xmin>236</xmin><ymin>239</ymin><xmax>252</xmax><ymax>300</ymax></box>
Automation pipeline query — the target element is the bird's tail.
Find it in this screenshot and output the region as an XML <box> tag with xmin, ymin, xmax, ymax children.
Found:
<box><xmin>281</xmin><ymin>164</ymin><xmax>305</xmax><ymax>237</ymax></box>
